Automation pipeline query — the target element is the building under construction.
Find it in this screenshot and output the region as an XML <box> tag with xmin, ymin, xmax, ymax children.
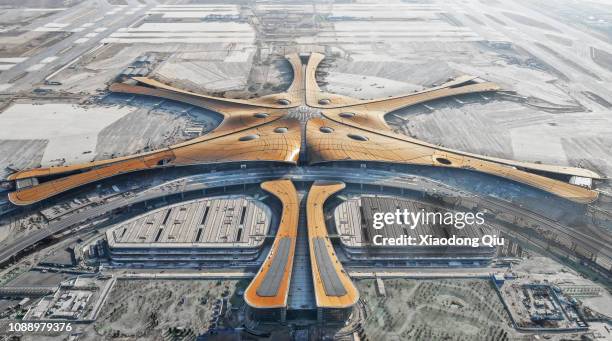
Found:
<box><xmin>104</xmin><ymin>196</ymin><xmax>271</xmax><ymax>266</ymax></box>
<box><xmin>334</xmin><ymin>195</ymin><xmax>497</xmax><ymax>266</ymax></box>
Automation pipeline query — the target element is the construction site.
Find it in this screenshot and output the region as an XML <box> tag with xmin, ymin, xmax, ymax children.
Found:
<box><xmin>0</xmin><ymin>0</ymin><xmax>611</xmax><ymax>340</ymax></box>
<box><xmin>102</xmin><ymin>196</ymin><xmax>271</xmax><ymax>266</ymax></box>
<box><xmin>333</xmin><ymin>195</ymin><xmax>496</xmax><ymax>265</ymax></box>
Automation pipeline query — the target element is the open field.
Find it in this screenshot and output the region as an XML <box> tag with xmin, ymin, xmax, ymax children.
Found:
<box><xmin>357</xmin><ymin>278</ymin><xmax>516</xmax><ymax>340</ymax></box>
<box><xmin>82</xmin><ymin>279</ymin><xmax>243</xmax><ymax>340</ymax></box>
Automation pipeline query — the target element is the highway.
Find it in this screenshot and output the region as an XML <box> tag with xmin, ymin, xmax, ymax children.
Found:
<box><xmin>0</xmin><ymin>166</ymin><xmax>450</xmax><ymax>264</ymax></box>
<box><xmin>116</xmin><ymin>272</ymin><xmax>254</xmax><ymax>280</ymax></box>
<box><xmin>348</xmin><ymin>267</ymin><xmax>497</xmax><ymax>279</ymax></box>
<box><xmin>1</xmin><ymin>166</ymin><xmax>611</xmax><ymax>271</ymax></box>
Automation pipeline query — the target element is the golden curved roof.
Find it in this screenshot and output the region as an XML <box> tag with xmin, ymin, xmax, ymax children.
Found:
<box><xmin>319</xmin><ymin>108</ymin><xmax>601</xmax><ymax>180</ymax></box>
<box><xmin>7</xmin><ymin>91</ymin><xmax>287</xmax><ymax>183</ymax></box>
<box><xmin>9</xmin><ymin>118</ymin><xmax>301</xmax><ymax>205</ymax></box>
<box><xmin>244</xmin><ymin>180</ymin><xmax>299</xmax><ymax>309</ymax></box>
<box><xmin>130</xmin><ymin>53</ymin><xmax>305</xmax><ymax>109</ymax></box>
<box><xmin>6</xmin><ymin>52</ymin><xmax>601</xmax><ymax>205</ymax></box>
<box><xmin>306</xmin><ymin>117</ymin><xmax>598</xmax><ymax>204</ymax></box>
<box><xmin>305</xmin><ymin>53</ymin><xmax>501</xmax><ymax>111</ymax></box>
<box><xmin>307</xmin><ymin>181</ymin><xmax>359</xmax><ymax>309</ymax></box>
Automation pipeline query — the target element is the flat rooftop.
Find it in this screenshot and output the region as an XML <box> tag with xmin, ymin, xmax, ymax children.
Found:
<box><xmin>334</xmin><ymin>195</ymin><xmax>487</xmax><ymax>248</ymax></box>
<box><xmin>106</xmin><ymin>195</ymin><xmax>270</xmax><ymax>249</ymax></box>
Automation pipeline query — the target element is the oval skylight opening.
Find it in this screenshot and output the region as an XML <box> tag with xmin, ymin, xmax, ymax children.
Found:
<box><xmin>347</xmin><ymin>133</ymin><xmax>368</xmax><ymax>141</ymax></box>
<box><xmin>239</xmin><ymin>134</ymin><xmax>260</xmax><ymax>141</ymax></box>
<box><xmin>436</xmin><ymin>157</ymin><xmax>452</xmax><ymax>165</ymax></box>
<box><xmin>339</xmin><ymin>112</ymin><xmax>355</xmax><ymax>118</ymax></box>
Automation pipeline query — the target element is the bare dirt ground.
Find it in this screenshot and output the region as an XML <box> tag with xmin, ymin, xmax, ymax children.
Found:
<box><xmin>80</xmin><ymin>279</ymin><xmax>240</xmax><ymax>340</ymax></box>
<box><xmin>357</xmin><ymin>278</ymin><xmax>517</xmax><ymax>341</ymax></box>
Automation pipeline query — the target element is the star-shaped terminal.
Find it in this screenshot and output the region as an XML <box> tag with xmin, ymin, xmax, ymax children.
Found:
<box><xmin>6</xmin><ymin>53</ymin><xmax>601</xmax><ymax>205</ymax></box>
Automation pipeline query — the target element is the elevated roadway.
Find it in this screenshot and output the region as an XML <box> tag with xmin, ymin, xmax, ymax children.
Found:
<box><xmin>2</xmin><ymin>167</ymin><xmax>611</xmax><ymax>273</ymax></box>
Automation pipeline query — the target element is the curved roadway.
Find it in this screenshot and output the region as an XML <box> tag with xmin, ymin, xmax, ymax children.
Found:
<box><xmin>1</xmin><ymin>167</ymin><xmax>610</xmax><ymax>270</ymax></box>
